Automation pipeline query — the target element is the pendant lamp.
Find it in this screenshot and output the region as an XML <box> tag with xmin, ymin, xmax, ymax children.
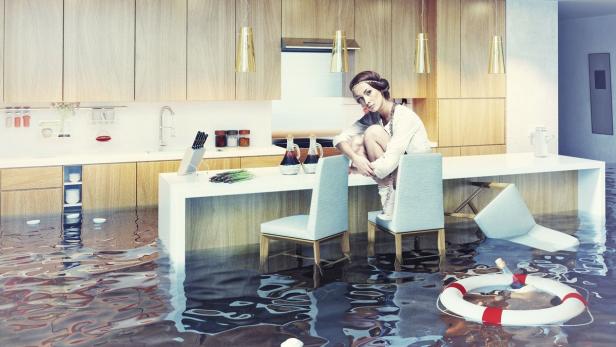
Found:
<box><xmin>488</xmin><ymin>0</ymin><xmax>505</xmax><ymax>74</ymax></box>
<box><xmin>331</xmin><ymin>30</ymin><xmax>349</xmax><ymax>72</ymax></box>
<box><xmin>331</xmin><ymin>1</ymin><xmax>349</xmax><ymax>72</ymax></box>
<box><xmin>236</xmin><ymin>1</ymin><xmax>255</xmax><ymax>72</ymax></box>
<box><xmin>415</xmin><ymin>0</ymin><xmax>430</xmax><ymax>74</ymax></box>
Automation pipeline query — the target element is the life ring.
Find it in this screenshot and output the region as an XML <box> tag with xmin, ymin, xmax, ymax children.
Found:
<box><xmin>439</xmin><ymin>274</ymin><xmax>587</xmax><ymax>326</ymax></box>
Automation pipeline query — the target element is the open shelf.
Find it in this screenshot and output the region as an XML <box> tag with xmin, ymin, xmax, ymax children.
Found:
<box><xmin>63</xmin><ymin>202</ymin><xmax>82</xmax><ymax>208</ymax></box>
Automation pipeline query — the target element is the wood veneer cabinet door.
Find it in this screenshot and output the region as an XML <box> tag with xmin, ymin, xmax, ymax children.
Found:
<box><xmin>282</xmin><ymin>0</ymin><xmax>354</xmax><ymax>39</ymax></box>
<box><xmin>4</xmin><ymin>0</ymin><xmax>63</xmax><ymax>102</ymax></box>
<box><xmin>236</xmin><ymin>0</ymin><xmax>282</xmax><ymax>100</ymax></box>
<box><xmin>0</xmin><ymin>166</ymin><xmax>63</xmax><ymax>191</ymax></box>
<box><xmin>435</xmin><ymin>0</ymin><xmax>461</xmax><ymax>98</ymax></box>
<box><xmin>64</xmin><ymin>0</ymin><xmax>135</xmax><ymax>101</ymax></box>
<box><xmin>187</xmin><ymin>0</ymin><xmax>235</xmax><ymax>100</ymax></box>
<box><xmin>136</xmin><ymin>0</ymin><xmax>187</xmax><ymax>101</ymax></box>
<box><xmin>137</xmin><ymin>158</ymin><xmax>240</xmax><ymax>208</ymax></box>
<box><xmin>460</xmin><ymin>0</ymin><xmax>506</xmax><ymax>98</ymax></box>
<box><xmin>438</xmin><ymin>99</ymin><xmax>505</xmax><ymax>147</ymax></box>
<box><xmin>391</xmin><ymin>0</ymin><xmax>426</xmax><ymax>98</ymax></box>
<box><xmin>1</xmin><ymin>188</ymin><xmax>62</xmax><ymax>217</ymax></box>
<box><xmin>82</xmin><ymin>163</ymin><xmax>137</xmax><ymax>211</ymax></box>
<box><xmin>460</xmin><ymin>145</ymin><xmax>506</xmax><ymax>156</ymax></box>
<box><xmin>240</xmin><ymin>155</ymin><xmax>281</xmax><ymax>168</ymax></box>
<box><xmin>354</xmin><ymin>0</ymin><xmax>391</xmax><ymax>79</ymax></box>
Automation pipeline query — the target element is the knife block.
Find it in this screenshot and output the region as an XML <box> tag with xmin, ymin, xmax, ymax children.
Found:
<box><xmin>177</xmin><ymin>147</ymin><xmax>206</xmax><ymax>176</ymax></box>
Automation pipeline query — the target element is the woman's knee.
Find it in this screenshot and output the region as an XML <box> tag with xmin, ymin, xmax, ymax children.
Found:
<box><xmin>364</xmin><ymin>125</ymin><xmax>388</xmax><ymax>142</ymax></box>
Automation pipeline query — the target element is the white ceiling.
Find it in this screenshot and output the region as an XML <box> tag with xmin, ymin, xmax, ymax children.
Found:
<box><xmin>559</xmin><ymin>0</ymin><xmax>616</xmax><ymax>20</ymax></box>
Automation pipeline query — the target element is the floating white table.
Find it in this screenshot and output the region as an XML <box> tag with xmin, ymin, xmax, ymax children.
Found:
<box><xmin>158</xmin><ymin>152</ymin><xmax>604</xmax><ymax>331</ymax></box>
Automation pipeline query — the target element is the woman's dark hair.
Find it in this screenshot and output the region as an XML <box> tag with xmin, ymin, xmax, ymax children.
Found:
<box><xmin>349</xmin><ymin>71</ymin><xmax>390</xmax><ymax>100</ymax></box>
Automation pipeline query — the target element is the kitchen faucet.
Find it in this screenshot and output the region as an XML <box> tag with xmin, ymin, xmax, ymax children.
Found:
<box><xmin>159</xmin><ymin>105</ymin><xmax>175</xmax><ymax>150</ymax></box>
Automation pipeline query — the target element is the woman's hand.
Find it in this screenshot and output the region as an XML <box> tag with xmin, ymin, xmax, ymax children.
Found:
<box><xmin>351</xmin><ymin>155</ymin><xmax>375</xmax><ymax>177</ymax></box>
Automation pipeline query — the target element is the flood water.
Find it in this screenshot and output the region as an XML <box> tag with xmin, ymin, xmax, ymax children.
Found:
<box><xmin>1</xmin><ymin>168</ymin><xmax>616</xmax><ymax>346</ymax></box>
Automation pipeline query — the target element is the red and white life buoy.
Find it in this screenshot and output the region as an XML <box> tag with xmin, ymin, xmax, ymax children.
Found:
<box><xmin>439</xmin><ymin>274</ymin><xmax>587</xmax><ymax>326</ymax></box>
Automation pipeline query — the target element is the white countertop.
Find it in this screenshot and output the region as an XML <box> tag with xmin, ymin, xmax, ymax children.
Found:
<box><xmin>160</xmin><ymin>153</ymin><xmax>605</xmax><ymax>199</ymax></box>
<box><xmin>0</xmin><ymin>145</ymin><xmax>285</xmax><ymax>169</ymax></box>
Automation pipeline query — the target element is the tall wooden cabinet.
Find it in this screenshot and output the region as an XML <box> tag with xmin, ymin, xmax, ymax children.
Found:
<box><xmin>438</xmin><ymin>98</ymin><xmax>505</xmax><ymax>147</ymax></box>
<box><xmin>354</xmin><ymin>0</ymin><xmax>392</xmax><ymax>80</ymax></box>
<box><xmin>64</xmin><ymin>0</ymin><xmax>135</xmax><ymax>101</ymax></box>
<box><xmin>136</xmin><ymin>0</ymin><xmax>187</xmax><ymax>101</ymax></box>
<box><xmin>236</xmin><ymin>0</ymin><xmax>282</xmax><ymax>100</ymax></box>
<box><xmin>187</xmin><ymin>0</ymin><xmax>236</xmax><ymax>100</ymax></box>
<box><xmin>4</xmin><ymin>0</ymin><xmax>63</xmax><ymax>102</ymax></box>
<box><xmin>282</xmin><ymin>0</ymin><xmax>354</xmax><ymax>39</ymax></box>
<box><xmin>0</xmin><ymin>167</ymin><xmax>63</xmax><ymax>218</ymax></box>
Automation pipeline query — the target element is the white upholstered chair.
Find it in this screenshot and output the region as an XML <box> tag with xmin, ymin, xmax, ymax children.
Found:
<box><xmin>367</xmin><ymin>153</ymin><xmax>445</xmax><ymax>264</ymax></box>
<box><xmin>260</xmin><ymin>155</ymin><xmax>350</xmax><ymax>270</ymax></box>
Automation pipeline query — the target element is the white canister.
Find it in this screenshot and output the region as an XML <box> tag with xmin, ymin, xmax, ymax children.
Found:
<box><xmin>65</xmin><ymin>189</ymin><xmax>80</xmax><ymax>204</ymax></box>
<box><xmin>530</xmin><ymin>126</ymin><xmax>553</xmax><ymax>158</ymax></box>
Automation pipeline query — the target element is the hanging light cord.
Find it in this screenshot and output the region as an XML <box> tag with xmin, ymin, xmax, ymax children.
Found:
<box><xmin>421</xmin><ymin>0</ymin><xmax>425</xmax><ymax>33</ymax></box>
<box><xmin>494</xmin><ymin>0</ymin><xmax>498</xmax><ymax>34</ymax></box>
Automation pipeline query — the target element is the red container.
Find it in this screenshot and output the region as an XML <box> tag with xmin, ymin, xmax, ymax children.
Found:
<box><xmin>215</xmin><ymin>130</ymin><xmax>227</xmax><ymax>147</ymax></box>
<box><xmin>14</xmin><ymin>116</ymin><xmax>21</xmax><ymax>128</ymax></box>
<box><xmin>22</xmin><ymin>115</ymin><xmax>31</xmax><ymax>128</ymax></box>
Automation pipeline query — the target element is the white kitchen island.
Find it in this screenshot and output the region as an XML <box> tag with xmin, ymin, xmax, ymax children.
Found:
<box><xmin>158</xmin><ymin>152</ymin><xmax>604</xmax><ymax>331</ymax></box>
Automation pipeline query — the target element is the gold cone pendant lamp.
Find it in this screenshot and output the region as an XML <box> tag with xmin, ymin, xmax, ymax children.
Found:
<box><xmin>488</xmin><ymin>0</ymin><xmax>505</xmax><ymax>74</ymax></box>
<box><xmin>488</xmin><ymin>35</ymin><xmax>505</xmax><ymax>74</ymax></box>
<box><xmin>236</xmin><ymin>26</ymin><xmax>256</xmax><ymax>73</ymax></box>
<box><xmin>415</xmin><ymin>32</ymin><xmax>430</xmax><ymax>74</ymax></box>
<box><xmin>330</xmin><ymin>30</ymin><xmax>349</xmax><ymax>73</ymax></box>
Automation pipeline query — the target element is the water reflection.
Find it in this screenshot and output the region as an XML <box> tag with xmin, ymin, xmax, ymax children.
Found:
<box><xmin>0</xmin><ymin>167</ymin><xmax>615</xmax><ymax>346</ymax></box>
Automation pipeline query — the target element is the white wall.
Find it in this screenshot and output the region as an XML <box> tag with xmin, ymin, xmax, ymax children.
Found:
<box><xmin>559</xmin><ymin>14</ymin><xmax>616</xmax><ymax>162</ymax></box>
<box><xmin>0</xmin><ymin>102</ymin><xmax>272</xmax><ymax>158</ymax></box>
<box><xmin>506</xmin><ymin>0</ymin><xmax>559</xmax><ymax>153</ymax></box>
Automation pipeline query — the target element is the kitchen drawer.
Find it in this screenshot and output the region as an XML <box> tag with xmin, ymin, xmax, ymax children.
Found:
<box><xmin>1</xmin><ymin>166</ymin><xmax>63</xmax><ymax>191</ymax></box>
<box><xmin>1</xmin><ymin>188</ymin><xmax>63</xmax><ymax>217</ymax></box>
<box><xmin>240</xmin><ymin>155</ymin><xmax>281</xmax><ymax>168</ymax></box>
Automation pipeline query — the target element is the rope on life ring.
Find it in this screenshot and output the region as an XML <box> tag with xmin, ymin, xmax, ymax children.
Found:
<box><xmin>439</xmin><ymin>274</ymin><xmax>588</xmax><ymax>326</ymax></box>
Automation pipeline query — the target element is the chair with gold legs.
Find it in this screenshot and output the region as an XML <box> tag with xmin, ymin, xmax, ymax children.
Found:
<box><xmin>367</xmin><ymin>153</ymin><xmax>444</xmax><ymax>265</ymax></box>
<box><xmin>260</xmin><ymin>155</ymin><xmax>350</xmax><ymax>272</ymax></box>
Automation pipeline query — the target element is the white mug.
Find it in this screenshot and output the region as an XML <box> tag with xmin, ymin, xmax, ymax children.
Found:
<box><xmin>65</xmin><ymin>189</ymin><xmax>80</xmax><ymax>204</ymax></box>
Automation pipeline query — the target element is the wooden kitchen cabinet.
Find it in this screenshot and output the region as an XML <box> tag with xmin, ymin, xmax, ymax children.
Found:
<box><xmin>460</xmin><ymin>145</ymin><xmax>506</xmax><ymax>156</ymax></box>
<box><xmin>282</xmin><ymin>0</ymin><xmax>354</xmax><ymax>39</ymax></box>
<box><xmin>187</xmin><ymin>0</ymin><xmax>235</xmax><ymax>100</ymax></box>
<box><xmin>64</xmin><ymin>0</ymin><xmax>135</xmax><ymax>101</ymax></box>
<box><xmin>137</xmin><ymin>158</ymin><xmax>240</xmax><ymax>208</ymax></box>
<box><xmin>435</xmin><ymin>0</ymin><xmax>461</xmax><ymax>98</ymax></box>
<box><xmin>1</xmin><ymin>166</ymin><xmax>63</xmax><ymax>191</ymax></box>
<box><xmin>391</xmin><ymin>0</ymin><xmax>427</xmax><ymax>98</ymax></box>
<box><xmin>354</xmin><ymin>0</ymin><xmax>392</xmax><ymax>79</ymax></box>
<box><xmin>4</xmin><ymin>0</ymin><xmax>63</xmax><ymax>102</ymax></box>
<box><xmin>1</xmin><ymin>188</ymin><xmax>62</xmax><ymax>217</ymax></box>
<box><xmin>82</xmin><ymin>163</ymin><xmax>137</xmax><ymax>211</ymax></box>
<box><xmin>136</xmin><ymin>0</ymin><xmax>187</xmax><ymax>101</ymax></box>
<box><xmin>434</xmin><ymin>147</ymin><xmax>461</xmax><ymax>157</ymax></box>
<box><xmin>240</xmin><ymin>155</ymin><xmax>281</xmax><ymax>168</ymax></box>
<box><xmin>461</xmin><ymin>0</ymin><xmax>506</xmax><ymax>98</ymax></box>
<box><xmin>438</xmin><ymin>99</ymin><xmax>505</xmax><ymax>147</ymax></box>
<box><xmin>236</xmin><ymin>0</ymin><xmax>282</xmax><ymax>100</ymax></box>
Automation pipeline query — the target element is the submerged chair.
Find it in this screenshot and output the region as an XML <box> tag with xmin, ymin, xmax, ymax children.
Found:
<box><xmin>260</xmin><ymin>155</ymin><xmax>350</xmax><ymax>271</ymax></box>
<box><xmin>367</xmin><ymin>153</ymin><xmax>445</xmax><ymax>265</ymax></box>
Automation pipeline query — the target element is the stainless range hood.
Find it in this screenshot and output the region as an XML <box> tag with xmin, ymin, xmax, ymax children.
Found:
<box><xmin>281</xmin><ymin>37</ymin><xmax>360</xmax><ymax>52</ymax></box>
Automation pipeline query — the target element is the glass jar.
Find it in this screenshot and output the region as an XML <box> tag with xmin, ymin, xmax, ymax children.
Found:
<box><xmin>215</xmin><ymin>130</ymin><xmax>227</xmax><ymax>147</ymax></box>
<box><xmin>226</xmin><ymin>130</ymin><xmax>239</xmax><ymax>147</ymax></box>
<box><xmin>239</xmin><ymin>129</ymin><xmax>250</xmax><ymax>147</ymax></box>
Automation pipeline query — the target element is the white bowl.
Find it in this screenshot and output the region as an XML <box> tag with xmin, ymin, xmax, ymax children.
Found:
<box><xmin>65</xmin><ymin>189</ymin><xmax>80</xmax><ymax>204</ymax></box>
<box><xmin>26</xmin><ymin>219</ymin><xmax>41</xmax><ymax>226</ymax></box>
<box><xmin>68</xmin><ymin>173</ymin><xmax>81</xmax><ymax>182</ymax></box>
<box><xmin>66</xmin><ymin>213</ymin><xmax>80</xmax><ymax>219</ymax></box>
<box><xmin>93</xmin><ymin>218</ymin><xmax>106</xmax><ymax>224</ymax></box>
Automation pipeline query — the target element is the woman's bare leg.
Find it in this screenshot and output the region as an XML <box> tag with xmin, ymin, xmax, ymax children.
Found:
<box><xmin>363</xmin><ymin>126</ymin><xmax>397</xmax><ymax>218</ymax></box>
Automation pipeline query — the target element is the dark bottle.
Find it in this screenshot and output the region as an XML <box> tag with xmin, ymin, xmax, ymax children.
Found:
<box><xmin>280</xmin><ymin>135</ymin><xmax>301</xmax><ymax>175</ymax></box>
<box><xmin>302</xmin><ymin>134</ymin><xmax>323</xmax><ymax>174</ymax></box>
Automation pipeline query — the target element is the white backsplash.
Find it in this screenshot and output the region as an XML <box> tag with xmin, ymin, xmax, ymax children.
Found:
<box><xmin>0</xmin><ymin>101</ymin><xmax>272</xmax><ymax>158</ymax></box>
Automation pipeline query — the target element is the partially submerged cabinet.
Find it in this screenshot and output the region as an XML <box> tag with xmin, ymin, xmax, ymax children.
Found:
<box><xmin>0</xmin><ymin>166</ymin><xmax>63</xmax><ymax>218</ymax></box>
<box><xmin>82</xmin><ymin>163</ymin><xmax>137</xmax><ymax>211</ymax></box>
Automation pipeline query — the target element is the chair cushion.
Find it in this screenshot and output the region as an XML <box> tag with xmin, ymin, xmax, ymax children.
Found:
<box><xmin>474</xmin><ymin>185</ymin><xmax>535</xmax><ymax>239</ymax></box>
<box><xmin>260</xmin><ymin>215</ymin><xmax>314</xmax><ymax>240</ymax></box>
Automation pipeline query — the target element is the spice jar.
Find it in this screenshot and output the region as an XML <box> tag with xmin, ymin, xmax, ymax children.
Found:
<box><xmin>215</xmin><ymin>130</ymin><xmax>227</xmax><ymax>147</ymax></box>
<box><xmin>239</xmin><ymin>130</ymin><xmax>251</xmax><ymax>147</ymax></box>
<box><xmin>226</xmin><ymin>130</ymin><xmax>239</xmax><ymax>147</ymax></box>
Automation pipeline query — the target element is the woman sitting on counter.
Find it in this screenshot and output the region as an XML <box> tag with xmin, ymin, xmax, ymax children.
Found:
<box><xmin>333</xmin><ymin>71</ymin><xmax>431</xmax><ymax>219</ymax></box>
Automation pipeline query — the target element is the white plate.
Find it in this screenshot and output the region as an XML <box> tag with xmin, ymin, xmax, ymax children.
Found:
<box><xmin>92</xmin><ymin>218</ymin><xmax>106</xmax><ymax>224</ymax></box>
<box><xmin>66</xmin><ymin>213</ymin><xmax>80</xmax><ymax>219</ymax></box>
<box><xmin>26</xmin><ymin>219</ymin><xmax>41</xmax><ymax>225</ymax></box>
